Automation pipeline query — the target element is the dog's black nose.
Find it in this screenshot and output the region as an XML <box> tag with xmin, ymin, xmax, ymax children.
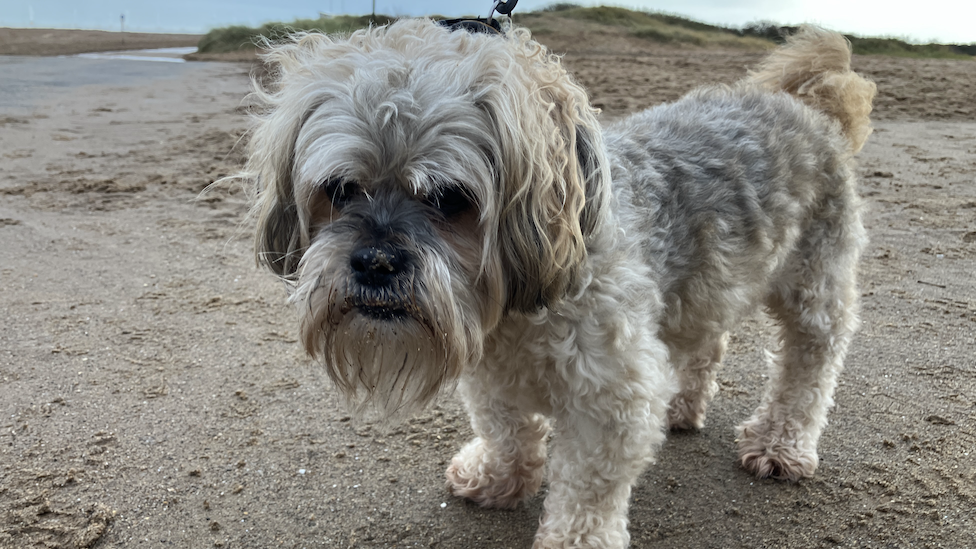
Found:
<box><xmin>350</xmin><ymin>245</ymin><xmax>405</xmax><ymax>286</ymax></box>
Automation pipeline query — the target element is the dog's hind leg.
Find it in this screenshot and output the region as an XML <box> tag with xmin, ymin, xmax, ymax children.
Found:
<box><xmin>667</xmin><ymin>332</ymin><xmax>728</xmax><ymax>430</ymax></box>
<box><xmin>736</xmin><ymin>194</ymin><xmax>865</xmax><ymax>481</ymax></box>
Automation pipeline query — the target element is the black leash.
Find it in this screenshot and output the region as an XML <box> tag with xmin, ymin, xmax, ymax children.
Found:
<box><xmin>437</xmin><ymin>0</ymin><xmax>518</xmax><ymax>34</ymax></box>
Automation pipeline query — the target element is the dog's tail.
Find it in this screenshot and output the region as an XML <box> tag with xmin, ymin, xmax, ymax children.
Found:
<box><xmin>748</xmin><ymin>26</ymin><xmax>876</xmax><ymax>153</ymax></box>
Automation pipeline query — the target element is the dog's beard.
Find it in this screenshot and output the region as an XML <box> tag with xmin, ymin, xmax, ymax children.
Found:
<box><xmin>294</xmin><ymin>235</ymin><xmax>482</xmax><ymax>419</ymax></box>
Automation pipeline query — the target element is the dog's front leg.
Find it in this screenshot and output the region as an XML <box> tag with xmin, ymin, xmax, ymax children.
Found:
<box><xmin>446</xmin><ymin>369</ymin><xmax>551</xmax><ymax>509</ymax></box>
<box><xmin>535</xmin><ymin>329</ymin><xmax>672</xmax><ymax>549</ymax></box>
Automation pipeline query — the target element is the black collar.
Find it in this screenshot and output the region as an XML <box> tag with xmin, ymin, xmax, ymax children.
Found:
<box><xmin>437</xmin><ymin>17</ymin><xmax>504</xmax><ymax>35</ymax></box>
<box><xmin>437</xmin><ymin>0</ymin><xmax>517</xmax><ymax>35</ymax></box>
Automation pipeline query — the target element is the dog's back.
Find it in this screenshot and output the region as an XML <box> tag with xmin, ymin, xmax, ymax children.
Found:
<box><xmin>600</xmin><ymin>27</ymin><xmax>872</xmax><ymax>481</ymax></box>
<box><xmin>605</xmin><ymin>27</ymin><xmax>874</xmax><ymax>344</ymax></box>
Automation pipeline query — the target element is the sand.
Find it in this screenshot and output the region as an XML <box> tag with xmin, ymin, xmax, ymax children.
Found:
<box><xmin>1</xmin><ymin>28</ymin><xmax>974</xmax><ymax>549</ymax></box>
<box><xmin>0</xmin><ymin>28</ymin><xmax>199</xmax><ymax>57</ymax></box>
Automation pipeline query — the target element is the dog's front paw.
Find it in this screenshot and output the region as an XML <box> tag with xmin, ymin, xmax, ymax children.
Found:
<box><xmin>533</xmin><ymin>511</ymin><xmax>628</xmax><ymax>549</ymax></box>
<box><xmin>533</xmin><ymin>532</ymin><xmax>627</xmax><ymax>549</ymax></box>
<box><xmin>736</xmin><ymin>416</ymin><xmax>819</xmax><ymax>481</ymax></box>
<box><xmin>445</xmin><ymin>437</ymin><xmax>544</xmax><ymax>509</ymax></box>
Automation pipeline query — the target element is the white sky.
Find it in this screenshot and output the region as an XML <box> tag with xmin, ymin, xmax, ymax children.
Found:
<box><xmin>1</xmin><ymin>1</ymin><xmax>974</xmax><ymax>44</ymax></box>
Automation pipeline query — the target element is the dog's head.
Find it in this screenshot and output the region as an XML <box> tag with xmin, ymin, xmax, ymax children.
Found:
<box><xmin>246</xmin><ymin>19</ymin><xmax>609</xmax><ymax>417</ymax></box>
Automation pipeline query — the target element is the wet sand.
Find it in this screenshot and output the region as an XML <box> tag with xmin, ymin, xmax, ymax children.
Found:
<box><xmin>0</xmin><ymin>28</ymin><xmax>199</xmax><ymax>56</ymax></box>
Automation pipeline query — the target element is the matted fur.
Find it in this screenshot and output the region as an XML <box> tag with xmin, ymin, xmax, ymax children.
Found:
<box><xmin>244</xmin><ymin>19</ymin><xmax>874</xmax><ymax>548</ymax></box>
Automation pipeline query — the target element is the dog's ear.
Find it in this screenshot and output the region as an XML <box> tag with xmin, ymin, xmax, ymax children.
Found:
<box><xmin>478</xmin><ymin>31</ymin><xmax>609</xmax><ymax>312</ymax></box>
<box><xmin>575</xmin><ymin>124</ymin><xmax>611</xmax><ymax>241</ymax></box>
<box><xmin>247</xmin><ymin>35</ymin><xmax>346</xmax><ymax>278</ymax></box>
<box><xmin>248</xmin><ymin>100</ymin><xmax>310</xmax><ymax>278</ymax></box>
<box><xmin>254</xmin><ymin>186</ymin><xmax>303</xmax><ymax>278</ymax></box>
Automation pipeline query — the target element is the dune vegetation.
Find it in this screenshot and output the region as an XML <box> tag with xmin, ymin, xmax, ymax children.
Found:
<box><xmin>195</xmin><ymin>4</ymin><xmax>974</xmax><ymax>60</ymax></box>
<box><xmin>196</xmin><ymin>14</ymin><xmax>394</xmax><ymax>53</ymax></box>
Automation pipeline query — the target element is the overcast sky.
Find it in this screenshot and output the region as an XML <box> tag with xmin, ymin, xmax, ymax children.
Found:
<box><xmin>2</xmin><ymin>0</ymin><xmax>974</xmax><ymax>43</ymax></box>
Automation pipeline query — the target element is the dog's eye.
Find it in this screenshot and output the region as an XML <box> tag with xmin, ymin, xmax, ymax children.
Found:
<box><xmin>322</xmin><ymin>178</ymin><xmax>359</xmax><ymax>208</ymax></box>
<box><xmin>428</xmin><ymin>186</ymin><xmax>474</xmax><ymax>218</ymax></box>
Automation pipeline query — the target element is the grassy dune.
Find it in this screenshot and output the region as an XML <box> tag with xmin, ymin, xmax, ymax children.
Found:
<box><xmin>527</xmin><ymin>5</ymin><xmax>772</xmax><ymax>49</ymax></box>
<box><xmin>195</xmin><ymin>5</ymin><xmax>974</xmax><ymax>60</ymax></box>
<box><xmin>196</xmin><ymin>14</ymin><xmax>394</xmax><ymax>53</ymax></box>
<box><xmin>848</xmin><ymin>36</ymin><xmax>974</xmax><ymax>59</ymax></box>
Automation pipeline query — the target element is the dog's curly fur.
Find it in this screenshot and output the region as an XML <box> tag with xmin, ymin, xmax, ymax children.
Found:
<box><xmin>243</xmin><ymin>20</ymin><xmax>875</xmax><ymax>548</ymax></box>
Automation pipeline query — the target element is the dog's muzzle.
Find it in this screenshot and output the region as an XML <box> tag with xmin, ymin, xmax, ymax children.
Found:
<box><xmin>343</xmin><ymin>243</ymin><xmax>418</xmax><ymax>320</ymax></box>
<box><xmin>350</xmin><ymin>244</ymin><xmax>406</xmax><ymax>286</ymax></box>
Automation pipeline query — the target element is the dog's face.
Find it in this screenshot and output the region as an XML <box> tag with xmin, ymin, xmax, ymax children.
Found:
<box><xmin>247</xmin><ymin>20</ymin><xmax>609</xmax><ymax>416</ymax></box>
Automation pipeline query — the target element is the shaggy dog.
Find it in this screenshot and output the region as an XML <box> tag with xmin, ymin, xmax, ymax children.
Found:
<box><xmin>242</xmin><ymin>19</ymin><xmax>875</xmax><ymax>548</ymax></box>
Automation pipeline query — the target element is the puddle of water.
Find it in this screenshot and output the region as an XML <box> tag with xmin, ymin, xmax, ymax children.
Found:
<box><xmin>70</xmin><ymin>47</ymin><xmax>198</xmax><ymax>63</ymax></box>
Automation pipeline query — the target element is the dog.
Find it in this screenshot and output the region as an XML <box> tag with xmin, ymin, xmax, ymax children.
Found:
<box><xmin>242</xmin><ymin>18</ymin><xmax>875</xmax><ymax>548</ymax></box>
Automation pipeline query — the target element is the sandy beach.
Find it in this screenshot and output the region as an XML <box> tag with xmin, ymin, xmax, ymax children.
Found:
<box><xmin>0</xmin><ymin>28</ymin><xmax>199</xmax><ymax>57</ymax></box>
<box><xmin>1</xmin><ymin>27</ymin><xmax>974</xmax><ymax>548</ymax></box>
